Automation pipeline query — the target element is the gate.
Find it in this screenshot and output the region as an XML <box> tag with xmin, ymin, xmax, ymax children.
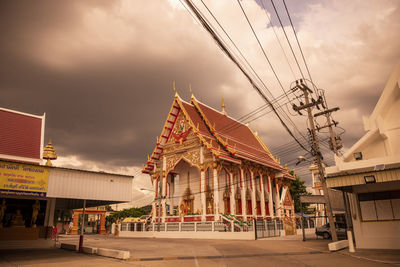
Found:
<box><xmin>255</xmin><ymin>220</ymin><xmax>281</xmax><ymax>239</ymax></box>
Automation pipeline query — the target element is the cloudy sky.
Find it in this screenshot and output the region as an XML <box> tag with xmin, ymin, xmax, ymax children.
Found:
<box><xmin>1</xmin><ymin>0</ymin><xmax>399</xmax><ymax>207</ymax></box>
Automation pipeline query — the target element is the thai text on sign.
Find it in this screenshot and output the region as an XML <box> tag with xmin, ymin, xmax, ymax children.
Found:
<box><xmin>0</xmin><ymin>161</ymin><xmax>49</xmax><ymax>197</ymax></box>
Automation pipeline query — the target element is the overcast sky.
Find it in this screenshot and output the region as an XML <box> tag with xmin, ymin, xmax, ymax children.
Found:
<box><xmin>1</xmin><ymin>0</ymin><xmax>399</xmax><ymax>207</ymax></box>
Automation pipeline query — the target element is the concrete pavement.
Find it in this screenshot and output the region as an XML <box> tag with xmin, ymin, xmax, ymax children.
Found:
<box><xmin>1</xmin><ymin>235</ymin><xmax>399</xmax><ymax>266</ymax></box>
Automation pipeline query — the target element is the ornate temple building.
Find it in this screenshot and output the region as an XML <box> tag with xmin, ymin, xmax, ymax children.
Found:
<box><xmin>142</xmin><ymin>93</ymin><xmax>295</xmax><ymax>224</ymax></box>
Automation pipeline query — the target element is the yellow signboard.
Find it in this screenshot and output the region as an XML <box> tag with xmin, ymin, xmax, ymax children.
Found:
<box><xmin>0</xmin><ymin>161</ymin><xmax>49</xmax><ymax>197</ymax></box>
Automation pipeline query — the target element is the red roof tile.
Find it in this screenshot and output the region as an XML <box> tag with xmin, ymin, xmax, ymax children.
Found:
<box><xmin>143</xmin><ymin>96</ymin><xmax>284</xmax><ymax>173</ymax></box>
<box><xmin>191</xmin><ymin>99</ymin><xmax>281</xmax><ymax>169</ymax></box>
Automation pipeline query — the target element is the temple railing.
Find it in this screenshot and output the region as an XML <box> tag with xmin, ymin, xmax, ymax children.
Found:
<box><xmin>121</xmin><ymin>218</ymin><xmax>285</xmax><ymax>237</ymax></box>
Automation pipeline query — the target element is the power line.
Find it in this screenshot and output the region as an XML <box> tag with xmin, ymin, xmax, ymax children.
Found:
<box><xmin>198</xmin><ymin>0</ymin><xmax>274</xmax><ymax>100</ymax></box>
<box><xmin>236</xmin><ymin>0</ymin><xmax>310</xmax><ymax>140</ymax></box>
<box><xmin>198</xmin><ymin>0</ymin><xmax>310</xmax><ymax>148</ymax></box>
<box><xmin>182</xmin><ymin>0</ymin><xmax>311</xmax><ymax>154</ymax></box>
<box><xmin>237</xmin><ymin>0</ymin><xmax>286</xmax><ymax>92</ymax></box>
<box><xmin>269</xmin><ymin>0</ymin><xmax>305</xmax><ymax>81</ymax></box>
<box><xmin>282</xmin><ymin>0</ymin><xmax>313</xmax><ymax>83</ymax></box>
<box><xmin>260</xmin><ymin>0</ymin><xmax>296</xmax><ymax>80</ymax></box>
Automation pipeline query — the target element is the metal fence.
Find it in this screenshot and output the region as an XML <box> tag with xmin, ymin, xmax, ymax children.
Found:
<box><xmin>255</xmin><ymin>219</ymin><xmax>282</xmax><ymax>239</ymax></box>
<box><xmin>296</xmin><ymin>216</ymin><xmax>326</xmax><ymax>229</ymax></box>
<box><xmin>121</xmin><ymin>219</ymin><xmax>284</xmax><ymax>237</ymax></box>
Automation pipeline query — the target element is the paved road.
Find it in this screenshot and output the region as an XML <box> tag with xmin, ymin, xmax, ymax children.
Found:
<box><xmin>1</xmin><ymin>235</ymin><xmax>399</xmax><ymax>266</ymax></box>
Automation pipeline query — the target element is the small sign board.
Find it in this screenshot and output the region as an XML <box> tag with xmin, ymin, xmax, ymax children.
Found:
<box><xmin>0</xmin><ymin>161</ymin><xmax>49</xmax><ymax>197</ymax></box>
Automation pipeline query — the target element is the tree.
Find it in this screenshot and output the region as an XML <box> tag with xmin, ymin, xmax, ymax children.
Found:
<box><xmin>289</xmin><ymin>171</ymin><xmax>312</xmax><ymax>213</ymax></box>
<box><xmin>105</xmin><ymin>207</ymin><xmax>149</xmax><ymax>225</ymax></box>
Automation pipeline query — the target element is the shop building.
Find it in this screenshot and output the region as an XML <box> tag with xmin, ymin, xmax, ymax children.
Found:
<box><xmin>0</xmin><ymin>107</ymin><xmax>133</xmax><ymax>240</ymax></box>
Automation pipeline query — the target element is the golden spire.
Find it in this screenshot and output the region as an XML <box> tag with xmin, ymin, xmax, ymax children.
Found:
<box><xmin>189</xmin><ymin>84</ymin><xmax>194</xmax><ymax>100</ymax></box>
<box><xmin>173</xmin><ymin>81</ymin><xmax>178</xmax><ymax>98</ymax></box>
<box><xmin>221</xmin><ymin>96</ymin><xmax>226</xmax><ymax>115</ymax></box>
<box><xmin>43</xmin><ymin>140</ymin><xmax>57</xmax><ymax>166</ymax></box>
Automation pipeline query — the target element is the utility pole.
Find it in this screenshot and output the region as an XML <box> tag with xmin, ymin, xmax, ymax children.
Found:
<box><xmin>78</xmin><ymin>199</ymin><xmax>86</xmax><ymax>252</ymax></box>
<box><xmin>314</xmin><ymin>93</ymin><xmax>341</xmax><ymax>156</ymax></box>
<box><xmin>292</xmin><ymin>80</ymin><xmax>338</xmax><ymax>242</ymax></box>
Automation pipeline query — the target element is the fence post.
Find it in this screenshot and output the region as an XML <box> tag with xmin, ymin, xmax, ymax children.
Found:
<box><xmin>254</xmin><ymin>218</ymin><xmax>257</xmax><ymax>240</ymax></box>
<box><xmin>152</xmin><ymin>223</ymin><xmax>155</xmax><ymax>232</ymax></box>
<box><xmin>264</xmin><ymin>220</ymin><xmax>267</xmax><ymax>235</ymax></box>
<box><xmin>179</xmin><ymin>222</ymin><xmax>181</xmax><ymax>232</ymax></box>
<box><xmin>195</xmin><ymin>222</ymin><xmax>197</xmax><ymax>232</ymax></box>
<box><xmin>165</xmin><ymin>223</ymin><xmax>167</xmax><ymax>232</ymax></box>
<box><xmin>231</xmin><ymin>220</ymin><xmax>234</xmax><ymax>232</ymax></box>
<box><xmin>274</xmin><ymin>220</ymin><xmax>277</xmax><ymax>236</ymax></box>
<box><xmin>212</xmin><ymin>221</ymin><xmax>215</xmax><ymax>232</ymax></box>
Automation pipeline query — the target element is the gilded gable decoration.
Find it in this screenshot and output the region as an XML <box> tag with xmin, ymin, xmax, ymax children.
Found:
<box><xmin>171</xmin><ymin>112</ymin><xmax>192</xmax><ymax>144</ymax></box>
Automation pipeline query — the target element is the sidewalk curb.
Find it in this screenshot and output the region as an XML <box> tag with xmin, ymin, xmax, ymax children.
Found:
<box><xmin>126</xmin><ymin>251</ymin><xmax>324</xmax><ymax>262</ymax></box>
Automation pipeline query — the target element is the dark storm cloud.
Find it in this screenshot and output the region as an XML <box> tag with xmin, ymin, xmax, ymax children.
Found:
<box><xmin>1</xmin><ymin>0</ymin><xmax>399</xmax><ymax>189</ymax></box>
<box><xmin>0</xmin><ymin>0</ymin><xmax>240</xmax><ymax>166</ymax></box>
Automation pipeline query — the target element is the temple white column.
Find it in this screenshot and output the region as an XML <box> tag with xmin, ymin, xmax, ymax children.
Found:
<box><xmin>168</xmin><ymin>174</ymin><xmax>176</xmax><ymax>216</ymax></box>
<box><xmin>152</xmin><ymin>174</ymin><xmax>158</xmax><ymax>222</ymax></box>
<box><xmin>251</xmin><ymin>171</ymin><xmax>256</xmax><ymax>217</ymax></box>
<box><xmin>274</xmin><ymin>178</ymin><xmax>281</xmax><ymax>218</ymax></box>
<box><xmin>162</xmin><ymin>156</ymin><xmax>167</xmax><ymax>222</ymax></box>
<box><xmin>200</xmin><ymin>148</ymin><xmax>206</xmax><ymax>221</ymax></box>
<box><xmin>213</xmin><ymin>162</ymin><xmax>220</xmax><ymax>219</ymax></box>
<box><xmin>267</xmin><ymin>175</ymin><xmax>274</xmax><ymax>218</ymax></box>
<box><xmin>229</xmin><ymin>171</ymin><xmax>235</xmax><ymax>215</ymax></box>
<box><xmin>240</xmin><ymin>168</ymin><xmax>246</xmax><ymax>220</ymax></box>
<box><xmin>260</xmin><ymin>175</ymin><xmax>266</xmax><ymax>217</ymax></box>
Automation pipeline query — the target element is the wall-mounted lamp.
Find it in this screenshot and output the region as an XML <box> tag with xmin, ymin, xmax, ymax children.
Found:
<box><xmin>374</xmin><ymin>164</ymin><xmax>385</xmax><ymax>171</ymax></box>
<box><xmin>364</xmin><ymin>175</ymin><xmax>376</xmax><ymax>184</ymax></box>
<box><xmin>353</xmin><ymin>152</ymin><xmax>363</xmax><ymax>161</ymax></box>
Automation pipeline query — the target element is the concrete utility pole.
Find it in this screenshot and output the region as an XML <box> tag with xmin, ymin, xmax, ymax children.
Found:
<box><xmin>293</xmin><ymin>81</ymin><xmax>338</xmax><ymax>242</ymax></box>
<box><xmin>314</xmin><ymin>94</ymin><xmax>341</xmax><ymax>156</ymax></box>
<box><xmin>78</xmin><ymin>199</ymin><xmax>86</xmax><ymax>252</ymax></box>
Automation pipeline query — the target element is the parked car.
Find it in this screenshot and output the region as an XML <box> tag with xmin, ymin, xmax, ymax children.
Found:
<box><xmin>315</xmin><ymin>222</ymin><xmax>347</xmax><ymax>239</ymax></box>
<box><xmin>122</xmin><ymin>217</ymin><xmax>141</xmax><ymax>223</ymax></box>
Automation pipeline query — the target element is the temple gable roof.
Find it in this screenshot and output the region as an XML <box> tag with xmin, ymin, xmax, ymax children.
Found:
<box><xmin>143</xmin><ymin>93</ymin><xmax>290</xmax><ymax>176</ymax></box>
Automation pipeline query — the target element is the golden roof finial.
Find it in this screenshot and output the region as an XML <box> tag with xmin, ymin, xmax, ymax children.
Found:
<box><xmin>43</xmin><ymin>140</ymin><xmax>57</xmax><ymax>166</ymax></box>
<box><xmin>189</xmin><ymin>84</ymin><xmax>194</xmax><ymax>99</ymax></box>
<box><xmin>173</xmin><ymin>81</ymin><xmax>178</xmax><ymax>98</ymax></box>
<box><xmin>221</xmin><ymin>96</ymin><xmax>227</xmax><ymax>115</ymax></box>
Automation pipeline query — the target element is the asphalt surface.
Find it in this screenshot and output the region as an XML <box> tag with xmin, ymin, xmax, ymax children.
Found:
<box><xmin>0</xmin><ymin>235</ymin><xmax>399</xmax><ymax>266</ymax></box>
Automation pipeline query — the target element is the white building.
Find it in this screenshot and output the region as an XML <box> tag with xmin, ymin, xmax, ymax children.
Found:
<box><xmin>325</xmin><ymin>59</ymin><xmax>400</xmax><ymax>249</ymax></box>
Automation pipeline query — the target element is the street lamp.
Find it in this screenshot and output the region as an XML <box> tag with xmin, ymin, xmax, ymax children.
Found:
<box><xmin>295</xmin><ymin>155</ymin><xmax>313</xmax><ymax>165</ymax></box>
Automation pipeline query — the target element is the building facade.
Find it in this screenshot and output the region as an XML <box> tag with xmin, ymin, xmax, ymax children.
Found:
<box><xmin>142</xmin><ymin>94</ymin><xmax>295</xmax><ymax>225</ymax></box>
<box><xmin>326</xmin><ymin>59</ymin><xmax>400</xmax><ymax>249</ymax></box>
<box><xmin>0</xmin><ymin>107</ymin><xmax>134</xmax><ymax>240</ymax></box>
